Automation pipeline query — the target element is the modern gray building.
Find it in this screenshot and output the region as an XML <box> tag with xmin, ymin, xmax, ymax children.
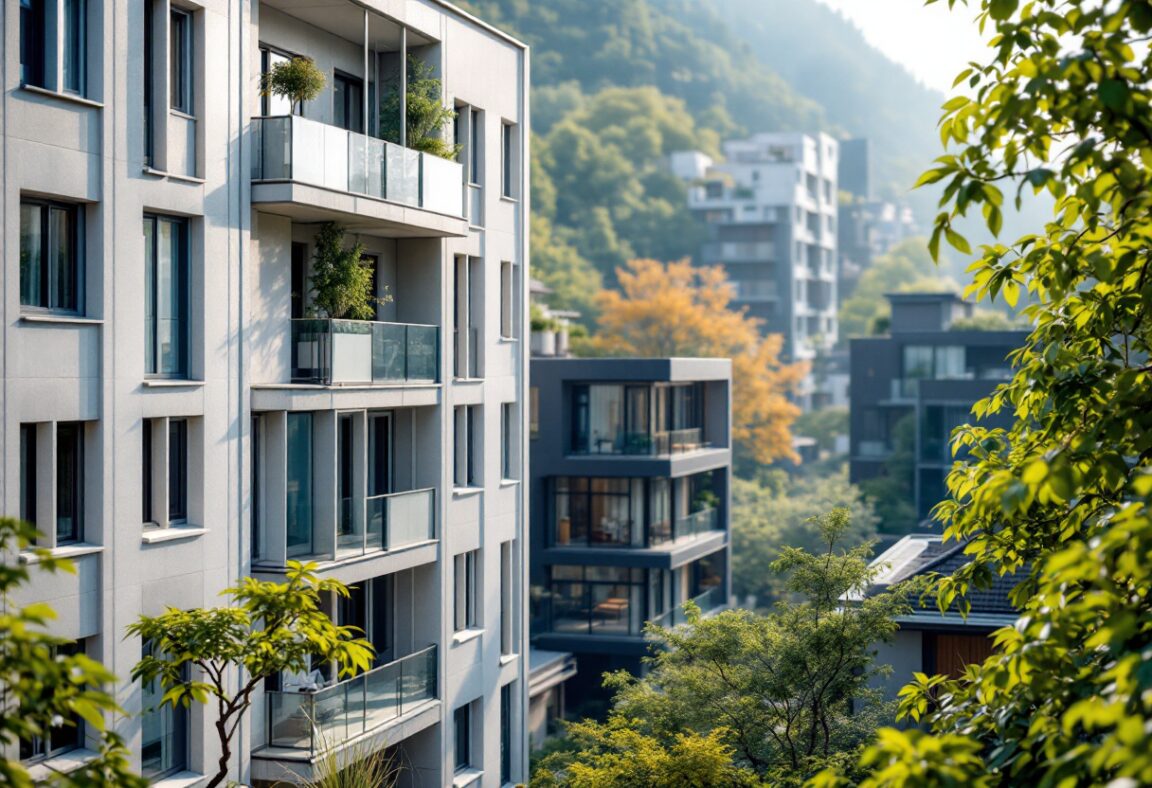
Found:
<box><xmin>528</xmin><ymin>357</ymin><xmax>732</xmax><ymax>706</ymax></box>
<box><xmin>849</xmin><ymin>294</ymin><xmax>1026</xmax><ymax>522</ymax></box>
<box><xmin>680</xmin><ymin>132</ymin><xmax>840</xmax><ymax>365</ymax></box>
<box><xmin>4</xmin><ymin>0</ymin><xmax>530</xmax><ymax>784</ymax></box>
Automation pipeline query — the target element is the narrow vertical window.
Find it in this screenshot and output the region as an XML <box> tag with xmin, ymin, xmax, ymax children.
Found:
<box><xmin>501</xmin><ymin>403</ymin><xmax>514</xmax><ymax>480</ymax></box>
<box><xmin>20</xmin><ymin>200</ymin><xmax>82</xmax><ymax>313</ymax></box>
<box><xmin>333</xmin><ymin>72</ymin><xmax>364</xmax><ymax>133</ymax></box>
<box><xmin>20</xmin><ymin>425</ymin><xmax>37</xmax><ymax>526</ymax></box>
<box><xmin>168</xmin><ymin>419</ymin><xmax>187</xmax><ymax>522</ymax></box>
<box><xmin>501</xmin><ymin>123</ymin><xmax>515</xmax><ymax>198</ymax></box>
<box><xmin>62</xmin><ymin>0</ymin><xmax>86</xmax><ymax>95</ymax></box>
<box><xmin>141</xmin><ymin>640</ymin><xmax>188</xmax><ymax>778</ymax></box>
<box><xmin>56</xmin><ymin>423</ymin><xmax>83</xmax><ymax>545</ymax></box>
<box><xmin>169</xmin><ymin>8</ymin><xmax>192</xmax><ymax>113</ymax></box>
<box><xmin>454</xmin><ymin>551</ymin><xmax>477</xmax><ymax>631</ymax></box>
<box><xmin>500</xmin><ymin>683</ymin><xmax>513</xmax><ymax>783</ymax></box>
<box><xmin>20</xmin><ymin>642</ymin><xmax>83</xmax><ymax>760</ymax></box>
<box><xmin>142</xmin><ymin>421</ymin><xmax>154</xmax><ymax>523</ymax></box>
<box><xmin>143</xmin><ymin>214</ymin><xmax>188</xmax><ymax>377</ymax></box>
<box><xmin>500</xmin><ymin>261</ymin><xmax>514</xmax><ymax>339</ymax></box>
<box><xmin>286</xmin><ymin>412</ymin><xmax>314</xmax><ymax>556</ymax></box>
<box><xmin>251</xmin><ymin>416</ymin><xmax>261</xmax><ymax>560</ymax></box>
<box><xmin>290</xmin><ymin>242</ymin><xmax>306</xmax><ymax>319</ymax></box>
<box><xmin>144</xmin><ymin>0</ymin><xmax>154</xmax><ymax>163</ymax></box>
<box><xmin>469</xmin><ymin>109</ymin><xmax>481</xmax><ymax>184</ymax></box>
<box><xmin>530</xmin><ymin>387</ymin><xmax>539</xmax><ymax>440</ymax></box>
<box><xmin>19</xmin><ymin>0</ymin><xmax>46</xmax><ymax>88</ymax></box>
<box><xmin>467</xmin><ymin>405</ymin><xmax>478</xmax><ymax>486</ymax></box>
<box><xmin>500</xmin><ymin>541</ymin><xmax>513</xmax><ymax>655</ymax></box>
<box><xmin>454</xmin><ymin>702</ymin><xmax>472</xmax><ymax>772</ymax></box>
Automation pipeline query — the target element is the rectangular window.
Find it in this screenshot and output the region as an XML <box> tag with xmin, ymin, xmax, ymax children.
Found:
<box><xmin>333</xmin><ymin>72</ymin><xmax>364</xmax><ymax>133</ymax></box>
<box><xmin>143</xmin><ymin>214</ymin><xmax>189</xmax><ymax>377</ymax></box>
<box><xmin>20</xmin><ymin>425</ymin><xmax>37</xmax><ymax>526</ymax></box>
<box><xmin>500</xmin><ymin>541</ymin><xmax>513</xmax><ymax>656</ymax></box>
<box><xmin>142</xmin><ymin>421</ymin><xmax>153</xmax><ymax>523</ymax></box>
<box><xmin>454</xmin><ymin>550</ymin><xmax>478</xmax><ymax>631</ymax></box>
<box><xmin>141</xmin><ymin>640</ymin><xmax>188</xmax><ymax>779</ymax></box>
<box><xmin>454</xmin><ymin>702</ymin><xmax>472</xmax><ymax>772</ymax></box>
<box><xmin>20</xmin><ymin>0</ymin><xmax>47</xmax><ymax>87</ymax></box>
<box><xmin>500</xmin><ymin>261</ymin><xmax>515</xmax><ymax>338</ymax></box>
<box><xmin>469</xmin><ymin>109</ymin><xmax>481</xmax><ymax>184</ymax></box>
<box><xmin>530</xmin><ymin>387</ymin><xmax>539</xmax><ymax>439</ymax></box>
<box><xmin>20</xmin><ymin>199</ymin><xmax>82</xmax><ymax>313</ymax></box>
<box><xmin>63</xmin><ymin>0</ymin><xmax>86</xmax><ymax>94</ymax></box>
<box><xmin>168</xmin><ymin>419</ymin><xmax>187</xmax><ymax>521</ymax></box>
<box><xmin>169</xmin><ymin>8</ymin><xmax>193</xmax><ymax>113</ymax></box>
<box><xmin>286</xmin><ymin>412</ymin><xmax>314</xmax><ymax>556</ymax></box>
<box><xmin>501</xmin><ymin>403</ymin><xmax>515</xmax><ymax>480</ymax></box>
<box><xmin>501</xmin><ymin>683</ymin><xmax>513</xmax><ymax>783</ymax></box>
<box><xmin>454</xmin><ymin>406</ymin><xmax>480</xmax><ymax>488</ymax></box>
<box><xmin>501</xmin><ymin>122</ymin><xmax>516</xmax><ymax>198</ymax></box>
<box><xmin>56</xmin><ymin>423</ymin><xmax>83</xmax><ymax>545</ymax></box>
<box><xmin>290</xmin><ymin>242</ymin><xmax>307</xmax><ymax>319</ymax></box>
<box><xmin>20</xmin><ymin>641</ymin><xmax>84</xmax><ymax>761</ymax></box>
<box><xmin>260</xmin><ymin>47</ymin><xmax>299</xmax><ymax>115</ymax></box>
<box><xmin>251</xmin><ymin>416</ymin><xmax>261</xmax><ymax>560</ymax></box>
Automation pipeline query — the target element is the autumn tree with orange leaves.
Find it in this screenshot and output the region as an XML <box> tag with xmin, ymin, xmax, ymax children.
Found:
<box><xmin>587</xmin><ymin>258</ymin><xmax>806</xmax><ymax>465</ymax></box>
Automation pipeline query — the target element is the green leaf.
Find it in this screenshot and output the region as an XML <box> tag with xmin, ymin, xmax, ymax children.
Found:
<box><xmin>944</xmin><ymin>226</ymin><xmax>972</xmax><ymax>254</ymax></box>
<box><xmin>1100</xmin><ymin>79</ymin><xmax>1130</xmax><ymax>111</ymax></box>
<box><xmin>989</xmin><ymin>0</ymin><xmax>1018</xmax><ymax>20</ymax></box>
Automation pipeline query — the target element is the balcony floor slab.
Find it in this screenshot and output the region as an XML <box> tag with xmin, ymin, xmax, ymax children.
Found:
<box><xmin>252</xmin><ymin>182</ymin><xmax>468</xmax><ymax>238</ymax></box>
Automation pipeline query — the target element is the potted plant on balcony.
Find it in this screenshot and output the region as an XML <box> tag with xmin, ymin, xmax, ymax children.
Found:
<box><xmin>530</xmin><ymin>303</ymin><xmax>561</xmax><ymax>356</ymax></box>
<box><xmin>303</xmin><ymin>222</ymin><xmax>391</xmax><ymax>383</ymax></box>
<box><xmin>260</xmin><ymin>55</ymin><xmax>326</xmax><ymax>111</ymax></box>
<box><xmin>380</xmin><ymin>55</ymin><xmax>461</xmax><ymax>160</ymax></box>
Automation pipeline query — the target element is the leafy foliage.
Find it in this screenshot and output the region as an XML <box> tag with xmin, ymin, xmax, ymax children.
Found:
<box><xmin>0</xmin><ymin>517</ymin><xmax>145</xmax><ymax>788</ymax></box>
<box><xmin>128</xmin><ymin>562</ymin><xmax>374</xmax><ymax>788</ymax></box>
<box><xmin>309</xmin><ymin>222</ymin><xmax>386</xmax><ymax>320</ymax></box>
<box><xmin>586</xmin><ymin>258</ymin><xmax>807</xmax><ymax>465</ymax></box>
<box><xmin>831</xmin><ymin>0</ymin><xmax>1152</xmax><ymax>785</ymax></box>
<box><xmin>380</xmin><ymin>56</ymin><xmax>460</xmax><ymax>159</ymax></box>
<box><xmin>259</xmin><ymin>56</ymin><xmax>326</xmax><ymax>107</ymax></box>
<box><xmin>581</xmin><ymin>510</ymin><xmax>906</xmax><ymax>786</ymax></box>
<box><xmin>731</xmin><ymin>471</ymin><xmax>878</xmax><ymax>608</ymax></box>
<box><xmin>857</xmin><ymin>414</ymin><xmax>919</xmax><ymax>535</ymax></box>
<box><xmin>794</xmin><ymin>406</ymin><xmax>849</xmax><ymax>455</ymax></box>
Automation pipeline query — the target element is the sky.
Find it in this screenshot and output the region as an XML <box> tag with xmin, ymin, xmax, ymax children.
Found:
<box><xmin>813</xmin><ymin>0</ymin><xmax>990</xmax><ymax>93</ymax></box>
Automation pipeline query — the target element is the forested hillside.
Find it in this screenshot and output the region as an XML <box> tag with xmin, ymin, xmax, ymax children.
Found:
<box><xmin>457</xmin><ymin>0</ymin><xmax>952</xmax><ymax>313</ymax></box>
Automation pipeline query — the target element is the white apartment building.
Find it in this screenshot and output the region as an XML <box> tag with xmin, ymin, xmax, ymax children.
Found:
<box><xmin>681</xmin><ymin>132</ymin><xmax>839</xmax><ymax>363</ymax></box>
<box><xmin>2</xmin><ymin>0</ymin><xmax>529</xmax><ymax>784</ymax></box>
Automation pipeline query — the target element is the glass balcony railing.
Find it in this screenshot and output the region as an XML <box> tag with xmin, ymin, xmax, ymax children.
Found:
<box><xmin>335</xmin><ymin>488</ymin><xmax>435</xmax><ymax>560</ymax></box>
<box><xmin>649</xmin><ymin>586</ymin><xmax>726</xmax><ymax>630</ymax></box>
<box><xmin>654</xmin><ymin>428</ymin><xmax>705</xmax><ymax>454</ymax></box>
<box><xmin>889</xmin><ymin>378</ymin><xmax>919</xmax><ymax>401</ymax></box>
<box><xmin>290</xmin><ymin>319</ymin><xmax>438</xmax><ymax>386</ymax></box>
<box><xmin>577</xmin><ymin>427</ymin><xmax>707</xmax><ymax>456</ymax></box>
<box><xmin>252</xmin><ymin>115</ymin><xmax>464</xmax><ymax>217</ymax></box>
<box><xmin>673</xmin><ymin>507</ymin><xmax>720</xmax><ymax>541</ymax></box>
<box><xmin>265</xmin><ymin>645</ymin><xmax>437</xmax><ymax>755</ymax></box>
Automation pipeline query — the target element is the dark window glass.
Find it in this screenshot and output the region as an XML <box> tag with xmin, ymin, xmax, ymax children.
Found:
<box><xmin>290</xmin><ymin>242</ymin><xmax>306</xmax><ymax>319</ymax></box>
<box><xmin>56</xmin><ymin>423</ymin><xmax>83</xmax><ymax>544</ymax></box>
<box><xmin>370</xmin><ymin>576</ymin><xmax>393</xmax><ymax>664</ymax></box>
<box><xmin>466</xmin><ymin>406</ymin><xmax>477</xmax><ymax>486</ymax></box>
<box><xmin>469</xmin><ymin>109</ymin><xmax>480</xmax><ymax>184</ymax></box>
<box><xmin>141</xmin><ymin>640</ymin><xmax>188</xmax><ymax>778</ymax></box>
<box><xmin>286</xmin><ymin>412</ymin><xmax>313</xmax><ymax>556</ymax></box>
<box><xmin>20</xmin><ymin>200</ymin><xmax>81</xmax><ymax>313</ymax></box>
<box><xmin>337</xmin><ymin>414</ymin><xmax>353</xmax><ymax>540</ymax></box>
<box><xmin>142</xmin><ymin>421</ymin><xmax>153</xmax><ymax>523</ymax></box>
<box><xmin>501</xmin><ymin>683</ymin><xmax>512</xmax><ymax>782</ymax></box>
<box><xmin>20</xmin><ymin>425</ymin><xmax>37</xmax><ymax>526</ymax></box>
<box><xmin>20</xmin><ymin>642</ymin><xmax>82</xmax><ymax>760</ymax></box>
<box><xmin>368</xmin><ymin>414</ymin><xmax>391</xmax><ymax>496</ymax></box>
<box><xmin>144</xmin><ymin>0</ymin><xmax>153</xmax><ymax>163</ymax></box>
<box><xmin>333</xmin><ymin>72</ymin><xmax>364</xmax><ymax>133</ymax></box>
<box><xmin>502</xmin><ymin>403</ymin><xmax>513</xmax><ymax>479</ymax></box>
<box><xmin>168</xmin><ymin>420</ymin><xmax>187</xmax><ymax>521</ymax></box>
<box><xmin>20</xmin><ymin>0</ymin><xmax>46</xmax><ymax>87</ymax></box>
<box><xmin>63</xmin><ymin>0</ymin><xmax>86</xmax><ymax>94</ymax></box>
<box><xmin>454</xmin><ymin>703</ymin><xmax>471</xmax><ymax>771</ymax></box>
<box><xmin>502</xmin><ymin>124</ymin><xmax>514</xmax><ymax>197</ymax></box>
<box><xmin>169</xmin><ymin>9</ymin><xmax>192</xmax><ymax>112</ymax></box>
<box><xmin>251</xmin><ymin>416</ymin><xmax>261</xmax><ymax>559</ymax></box>
<box><xmin>143</xmin><ymin>214</ymin><xmax>188</xmax><ymax>377</ymax></box>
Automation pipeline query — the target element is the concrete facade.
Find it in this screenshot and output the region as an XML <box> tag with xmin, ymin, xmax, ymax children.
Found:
<box><xmin>527</xmin><ymin>357</ymin><xmax>732</xmax><ymax>708</ymax></box>
<box><xmin>3</xmin><ymin>0</ymin><xmax>529</xmax><ymax>784</ymax></box>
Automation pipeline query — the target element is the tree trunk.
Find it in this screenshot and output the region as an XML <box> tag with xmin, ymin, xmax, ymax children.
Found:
<box><xmin>206</xmin><ymin>717</ymin><xmax>232</xmax><ymax>788</ymax></box>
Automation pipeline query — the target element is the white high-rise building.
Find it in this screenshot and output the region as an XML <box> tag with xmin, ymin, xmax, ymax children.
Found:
<box><xmin>685</xmin><ymin>132</ymin><xmax>840</xmax><ymax>363</ymax></box>
<box><xmin>2</xmin><ymin>0</ymin><xmax>529</xmax><ymax>783</ymax></box>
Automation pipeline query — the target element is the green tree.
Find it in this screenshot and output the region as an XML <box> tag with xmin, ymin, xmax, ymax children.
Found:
<box><xmin>827</xmin><ymin>0</ymin><xmax>1152</xmax><ymax>785</ymax></box>
<box><xmin>128</xmin><ymin>562</ymin><xmax>374</xmax><ymax>788</ymax></box>
<box><xmin>259</xmin><ymin>56</ymin><xmax>326</xmax><ymax>108</ymax></box>
<box><xmin>793</xmin><ymin>406</ymin><xmax>849</xmax><ymax>455</ymax></box>
<box><xmin>601</xmin><ymin>510</ymin><xmax>906</xmax><ymax>785</ymax></box>
<box><xmin>533</xmin><ymin>717</ymin><xmax>759</xmax><ymax>787</ymax></box>
<box><xmin>0</xmin><ymin>517</ymin><xmax>145</xmax><ymax>787</ymax></box>
<box><xmin>730</xmin><ymin>472</ymin><xmax>878</xmax><ymax>607</ymax></box>
<box><xmin>838</xmin><ymin>239</ymin><xmax>958</xmax><ymax>340</ymax></box>
<box><xmin>309</xmin><ymin>222</ymin><xmax>383</xmax><ymax>320</ymax></box>
<box><xmin>380</xmin><ymin>56</ymin><xmax>459</xmax><ymax>159</ymax></box>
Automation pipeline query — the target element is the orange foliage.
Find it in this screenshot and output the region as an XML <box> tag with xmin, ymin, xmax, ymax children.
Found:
<box><xmin>590</xmin><ymin>258</ymin><xmax>807</xmax><ymax>465</ymax></box>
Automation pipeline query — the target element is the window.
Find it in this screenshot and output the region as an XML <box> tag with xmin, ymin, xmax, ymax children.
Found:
<box><xmin>454</xmin><ymin>406</ymin><xmax>479</xmax><ymax>488</ymax></box>
<box><xmin>469</xmin><ymin>108</ymin><xmax>482</xmax><ymax>184</ymax></box>
<box><xmin>454</xmin><ymin>702</ymin><xmax>473</xmax><ymax>772</ymax></box>
<box><xmin>500</xmin><ymin>683</ymin><xmax>513</xmax><ymax>783</ymax></box>
<box><xmin>500</xmin><ymin>542</ymin><xmax>513</xmax><ymax>656</ymax></box>
<box><xmin>454</xmin><ymin>550</ymin><xmax>478</xmax><ymax>631</ymax></box>
<box><xmin>141</xmin><ymin>640</ymin><xmax>188</xmax><ymax>779</ymax></box>
<box><xmin>20</xmin><ymin>0</ymin><xmax>47</xmax><ymax>87</ymax></box>
<box><xmin>20</xmin><ymin>641</ymin><xmax>84</xmax><ymax>761</ymax></box>
<box><xmin>290</xmin><ymin>242</ymin><xmax>307</xmax><ymax>318</ymax></box>
<box><xmin>545</xmin><ymin>565</ymin><xmax>648</xmax><ymax>636</ymax></box>
<box><xmin>143</xmin><ymin>214</ymin><xmax>189</xmax><ymax>377</ymax></box>
<box><xmin>20</xmin><ymin>425</ymin><xmax>37</xmax><ymax>525</ymax></box>
<box><xmin>286</xmin><ymin>412</ymin><xmax>314</xmax><ymax>556</ymax></box>
<box><xmin>529</xmin><ymin>387</ymin><xmax>539</xmax><ymax>439</ymax></box>
<box><xmin>20</xmin><ymin>199</ymin><xmax>82</xmax><ymax>313</ymax></box>
<box><xmin>251</xmin><ymin>416</ymin><xmax>261</xmax><ymax>560</ymax></box>
<box><xmin>333</xmin><ymin>72</ymin><xmax>364</xmax><ymax>133</ymax></box>
<box><xmin>501</xmin><ymin>403</ymin><xmax>515</xmax><ymax>480</ymax></box>
<box><xmin>260</xmin><ymin>47</ymin><xmax>301</xmax><ymax>115</ymax></box>
<box><xmin>63</xmin><ymin>0</ymin><xmax>86</xmax><ymax>94</ymax></box>
<box><xmin>501</xmin><ymin>122</ymin><xmax>516</xmax><ymax>198</ymax></box>
<box><xmin>500</xmin><ymin>261</ymin><xmax>515</xmax><ymax>338</ymax></box>
<box><xmin>168</xmin><ymin>420</ymin><xmax>187</xmax><ymax>521</ymax></box>
<box><xmin>169</xmin><ymin>8</ymin><xmax>193</xmax><ymax>113</ymax></box>
<box><xmin>142</xmin><ymin>418</ymin><xmax>191</xmax><ymax>528</ymax></box>
<box><xmin>552</xmin><ymin>477</ymin><xmax>646</xmax><ymax>548</ymax></box>
<box><xmin>453</xmin><ymin>256</ymin><xmax>482</xmax><ymax>378</ymax></box>
<box><xmin>338</xmin><ymin>576</ymin><xmax>394</xmax><ymax>665</ymax></box>
<box><xmin>56</xmin><ymin>423</ymin><xmax>83</xmax><ymax>545</ymax></box>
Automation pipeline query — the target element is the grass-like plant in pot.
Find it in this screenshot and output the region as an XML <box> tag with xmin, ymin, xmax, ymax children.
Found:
<box><xmin>380</xmin><ymin>55</ymin><xmax>461</xmax><ymax>160</ymax></box>
<box><xmin>310</xmin><ymin>222</ymin><xmax>390</xmax><ymax>320</ymax></box>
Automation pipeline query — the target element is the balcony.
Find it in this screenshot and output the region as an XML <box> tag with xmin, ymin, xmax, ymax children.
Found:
<box><xmin>577</xmin><ymin>428</ymin><xmax>706</xmax><ymax>457</ymax></box>
<box><xmin>672</xmin><ymin>507</ymin><xmax>720</xmax><ymax>541</ymax></box>
<box><xmin>701</xmin><ymin>241</ymin><xmax>776</xmax><ymax>263</ymax></box>
<box><xmin>251</xmin><ymin>116</ymin><xmax>467</xmax><ymax>237</ymax></box>
<box><xmin>649</xmin><ymin>585</ymin><xmax>726</xmax><ymax>629</ymax></box>
<box><xmin>265</xmin><ymin>645</ymin><xmax>437</xmax><ymax>756</ymax></box>
<box><xmin>336</xmin><ymin>488</ymin><xmax>435</xmax><ymax>560</ymax></box>
<box><xmin>290</xmin><ymin>319</ymin><xmax>438</xmax><ymax>386</ymax></box>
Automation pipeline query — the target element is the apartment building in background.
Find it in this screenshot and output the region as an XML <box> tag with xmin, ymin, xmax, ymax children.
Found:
<box><xmin>676</xmin><ymin>132</ymin><xmax>839</xmax><ymax>367</ymax></box>
<box><xmin>527</xmin><ymin>355</ymin><xmax>732</xmax><ymax>711</ymax></box>
<box><xmin>2</xmin><ymin>0</ymin><xmax>529</xmax><ymax>784</ymax></box>
<box><xmin>849</xmin><ymin>293</ymin><xmax>1027</xmax><ymax>522</ymax></box>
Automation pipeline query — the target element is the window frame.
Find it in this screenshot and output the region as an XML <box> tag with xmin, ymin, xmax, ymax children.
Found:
<box><xmin>20</xmin><ymin>198</ymin><xmax>84</xmax><ymax>315</ymax></box>
<box><xmin>453</xmin><ymin>702</ymin><xmax>473</xmax><ymax>772</ymax></box>
<box><xmin>20</xmin><ymin>0</ymin><xmax>47</xmax><ymax>88</ymax></box>
<box><xmin>62</xmin><ymin>0</ymin><xmax>87</xmax><ymax>95</ymax></box>
<box><xmin>501</xmin><ymin>402</ymin><xmax>515</xmax><ymax>480</ymax></box>
<box><xmin>140</xmin><ymin>640</ymin><xmax>189</xmax><ymax>779</ymax></box>
<box><xmin>20</xmin><ymin>642</ymin><xmax>84</xmax><ymax>761</ymax></box>
<box><xmin>499</xmin><ymin>261</ymin><xmax>515</xmax><ymax>339</ymax></box>
<box><xmin>55</xmin><ymin>423</ymin><xmax>84</xmax><ymax>546</ymax></box>
<box><xmin>143</xmin><ymin>213</ymin><xmax>190</xmax><ymax>379</ymax></box>
<box><xmin>168</xmin><ymin>419</ymin><xmax>188</xmax><ymax>523</ymax></box>
<box><xmin>454</xmin><ymin>550</ymin><xmax>478</xmax><ymax>631</ymax></box>
<box><xmin>501</xmin><ymin>122</ymin><xmax>516</xmax><ymax>199</ymax></box>
<box><xmin>169</xmin><ymin>7</ymin><xmax>193</xmax><ymax>114</ymax></box>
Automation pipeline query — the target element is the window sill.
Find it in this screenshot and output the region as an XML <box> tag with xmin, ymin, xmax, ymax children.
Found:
<box><xmin>142</xmin><ymin>166</ymin><xmax>206</xmax><ymax>185</ymax></box>
<box><xmin>499</xmin><ymin>478</ymin><xmax>520</xmax><ymax>488</ymax></box>
<box><xmin>142</xmin><ymin>379</ymin><xmax>206</xmax><ymax>388</ymax></box>
<box><xmin>497</xmin><ymin>335</ymin><xmax>518</xmax><ymax>343</ymax></box>
<box><xmin>499</xmin><ymin>652</ymin><xmax>519</xmax><ymax>666</ymax></box>
<box><xmin>169</xmin><ymin>108</ymin><xmax>198</xmax><ymax>122</ymax></box>
<box><xmin>452</xmin><ymin>628</ymin><xmax>484</xmax><ymax>646</ymax></box>
<box><xmin>150</xmin><ymin>771</ymin><xmax>206</xmax><ymax>788</ymax></box>
<box><xmin>499</xmin><ymin>194</ymin><xmax>519</xmax><ymax>204</ymax></box>
<box><xmin>452</xmin><ymin>376</ymin><xmax>485</xmax><ymax>384</ymax></box>
<box><xmin>142</xmin><ymin>526</ymin><xmax>208</xmax><ymax>544</ymax></box>
<box><xmin>452</xmin><ymin>768</ymin><xmax>483</xmax><ymax>788</ymax></box>
<box><xmin>20</xmin><ymin>313</ymin><xmax>103</xmax><ymax>326</ymax></box>
<box><xmin>24</xmin><ymin>748</ymin><xmax>101</xmax><ymax>781</ymax></box>
<box><xmin>20</xmin><ymin>543</ymin><xmax>104</xmax><ymax>564</ymax></box>
<box><xmin>453</xmin><ymin>486</ymin><xmax>484</xmax><ymax>498</ymax></box>
<box><xmin>20</xmin><ymin>84</ymin><xmax>104</xmax><ymax>109</ymax></box>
